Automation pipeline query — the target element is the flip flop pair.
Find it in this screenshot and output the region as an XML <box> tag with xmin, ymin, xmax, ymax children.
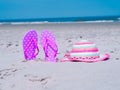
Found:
<box><xmin>23</xmin><ymin>30</ymin><xmax>58</xmax><ymax>62</ymax></box>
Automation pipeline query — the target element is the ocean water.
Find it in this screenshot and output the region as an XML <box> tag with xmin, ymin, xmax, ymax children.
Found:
<box><xmin>0</xmin><ymin>16</ymin><xmax>120</xmax><ymax>25</ymax></box>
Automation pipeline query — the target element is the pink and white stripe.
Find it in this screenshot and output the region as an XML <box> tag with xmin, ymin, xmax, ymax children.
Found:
<box><xmin>71</xmin><ymin>48</ymin><xmax>98</xmax><ymax>53</ymax></box>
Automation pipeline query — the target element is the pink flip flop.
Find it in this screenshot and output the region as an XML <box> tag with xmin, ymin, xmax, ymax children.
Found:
<box><xmin>40</xmin><ymin>30</ymin><xmax>58</xmax><ymax>62</ymax></box>
<box><xmin>23</xmin><ymin>30</ymin><xmax>39</xmax><ymax>60</ymax></box>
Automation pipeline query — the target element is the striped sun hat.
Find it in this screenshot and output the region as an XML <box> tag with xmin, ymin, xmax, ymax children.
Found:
<box><xmin>64</xmin><ymin>40</ymin><xmax>110</xmax><ymax>62</ymax></box>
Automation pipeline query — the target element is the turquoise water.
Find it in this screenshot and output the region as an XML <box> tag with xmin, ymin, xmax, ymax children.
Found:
<box><xmin>0</xmin><ymin>16</ymin><xmax>120</xmax><ymax>23</ymax></box>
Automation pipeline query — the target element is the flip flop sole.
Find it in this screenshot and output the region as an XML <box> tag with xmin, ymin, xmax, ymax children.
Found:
<box><xmin>23</xmin><ymin>30</ymin><xmax>38</xmax><ymax>60</ymax></box>
<box><xmin>40</xmin><ymin>30</ymin><xmax>58</xmax><ymax>62</ymax></box>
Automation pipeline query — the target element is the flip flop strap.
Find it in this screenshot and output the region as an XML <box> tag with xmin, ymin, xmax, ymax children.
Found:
<box><xmin>34</xmin><ymin>43</ymin><xmax>39</xmax><ymax>57</ymax></box>
<box><xmin>44</xmin><ymin>38</ymin><xmax>58</xmax><ymax>57</ymax></box>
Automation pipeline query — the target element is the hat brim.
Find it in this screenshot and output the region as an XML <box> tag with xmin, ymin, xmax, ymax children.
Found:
<box><xmin>61</xmin><ymin>54</ymin><xmax>110</xmax><ymax>63</ymax></box>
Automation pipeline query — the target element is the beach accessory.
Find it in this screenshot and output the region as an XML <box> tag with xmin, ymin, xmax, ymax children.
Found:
<box><xmin>61</xmin><ymin>40</ymin><xmax>109</xmax><ymax>62</ymax></box>
<box><xmin>40</xmin><ymin>30</ymin><xmax>58</xmax><ymax>62</ymax></box>
<box><xmin>23</xmin><ymin>30</ymin><xmax>39</xmax><ymax>60</ymax></box>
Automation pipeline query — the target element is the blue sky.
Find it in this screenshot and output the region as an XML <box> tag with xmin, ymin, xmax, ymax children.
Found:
<box><xmin>0</xmin><ymin>0</ymin><xmax>120</xmax><ymax>19</ymax></box>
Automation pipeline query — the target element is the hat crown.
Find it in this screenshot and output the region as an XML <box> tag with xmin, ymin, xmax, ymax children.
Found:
<box><xmin>70</xmin><ymin>40</ymin><xmax>100</xmax><ymax>60</ymax></box>
<box><xmin>74</xmin><ymin>40</ymin><xmax>94</xmax><ymax>45</ymax></box>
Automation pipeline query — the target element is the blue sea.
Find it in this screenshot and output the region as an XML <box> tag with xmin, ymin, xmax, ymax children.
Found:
<box><xmin>0</xmin><ymin>16</ymin><xmax>120</xmax><ymax>25</ymax></box>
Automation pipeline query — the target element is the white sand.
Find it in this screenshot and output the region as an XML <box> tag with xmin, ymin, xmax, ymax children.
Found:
<box><xmin>0</xmin><ymin>22</ymin><xmax>120</xmax><ymax>90</ymax></box>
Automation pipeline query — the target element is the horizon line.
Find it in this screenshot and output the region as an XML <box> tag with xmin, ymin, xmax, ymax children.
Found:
<box><xmin>0</xmin><ymin>15</ymin><xmax>120</xmax><ymax>20</ymax></box>
<box><xmin>0</xmin><ymin>15</ymin><xmax>120</xmax><ymax>22</ymax></box>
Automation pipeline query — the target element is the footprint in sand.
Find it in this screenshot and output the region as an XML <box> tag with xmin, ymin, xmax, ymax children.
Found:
<box><xmin>0</xmin><ymin>68</ymin><xmax>19</xmax><ymax>79</ymax></box>
<box><xmin>27</xmin><ymin>75</ymin><xmax>54</xmax><ymax>86</ymax></box>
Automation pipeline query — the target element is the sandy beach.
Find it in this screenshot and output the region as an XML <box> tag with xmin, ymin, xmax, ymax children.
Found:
<box><xmin>0</xmin><ymin>22</ymin><xmax>120</xmax><ymax>90</ymax></box>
